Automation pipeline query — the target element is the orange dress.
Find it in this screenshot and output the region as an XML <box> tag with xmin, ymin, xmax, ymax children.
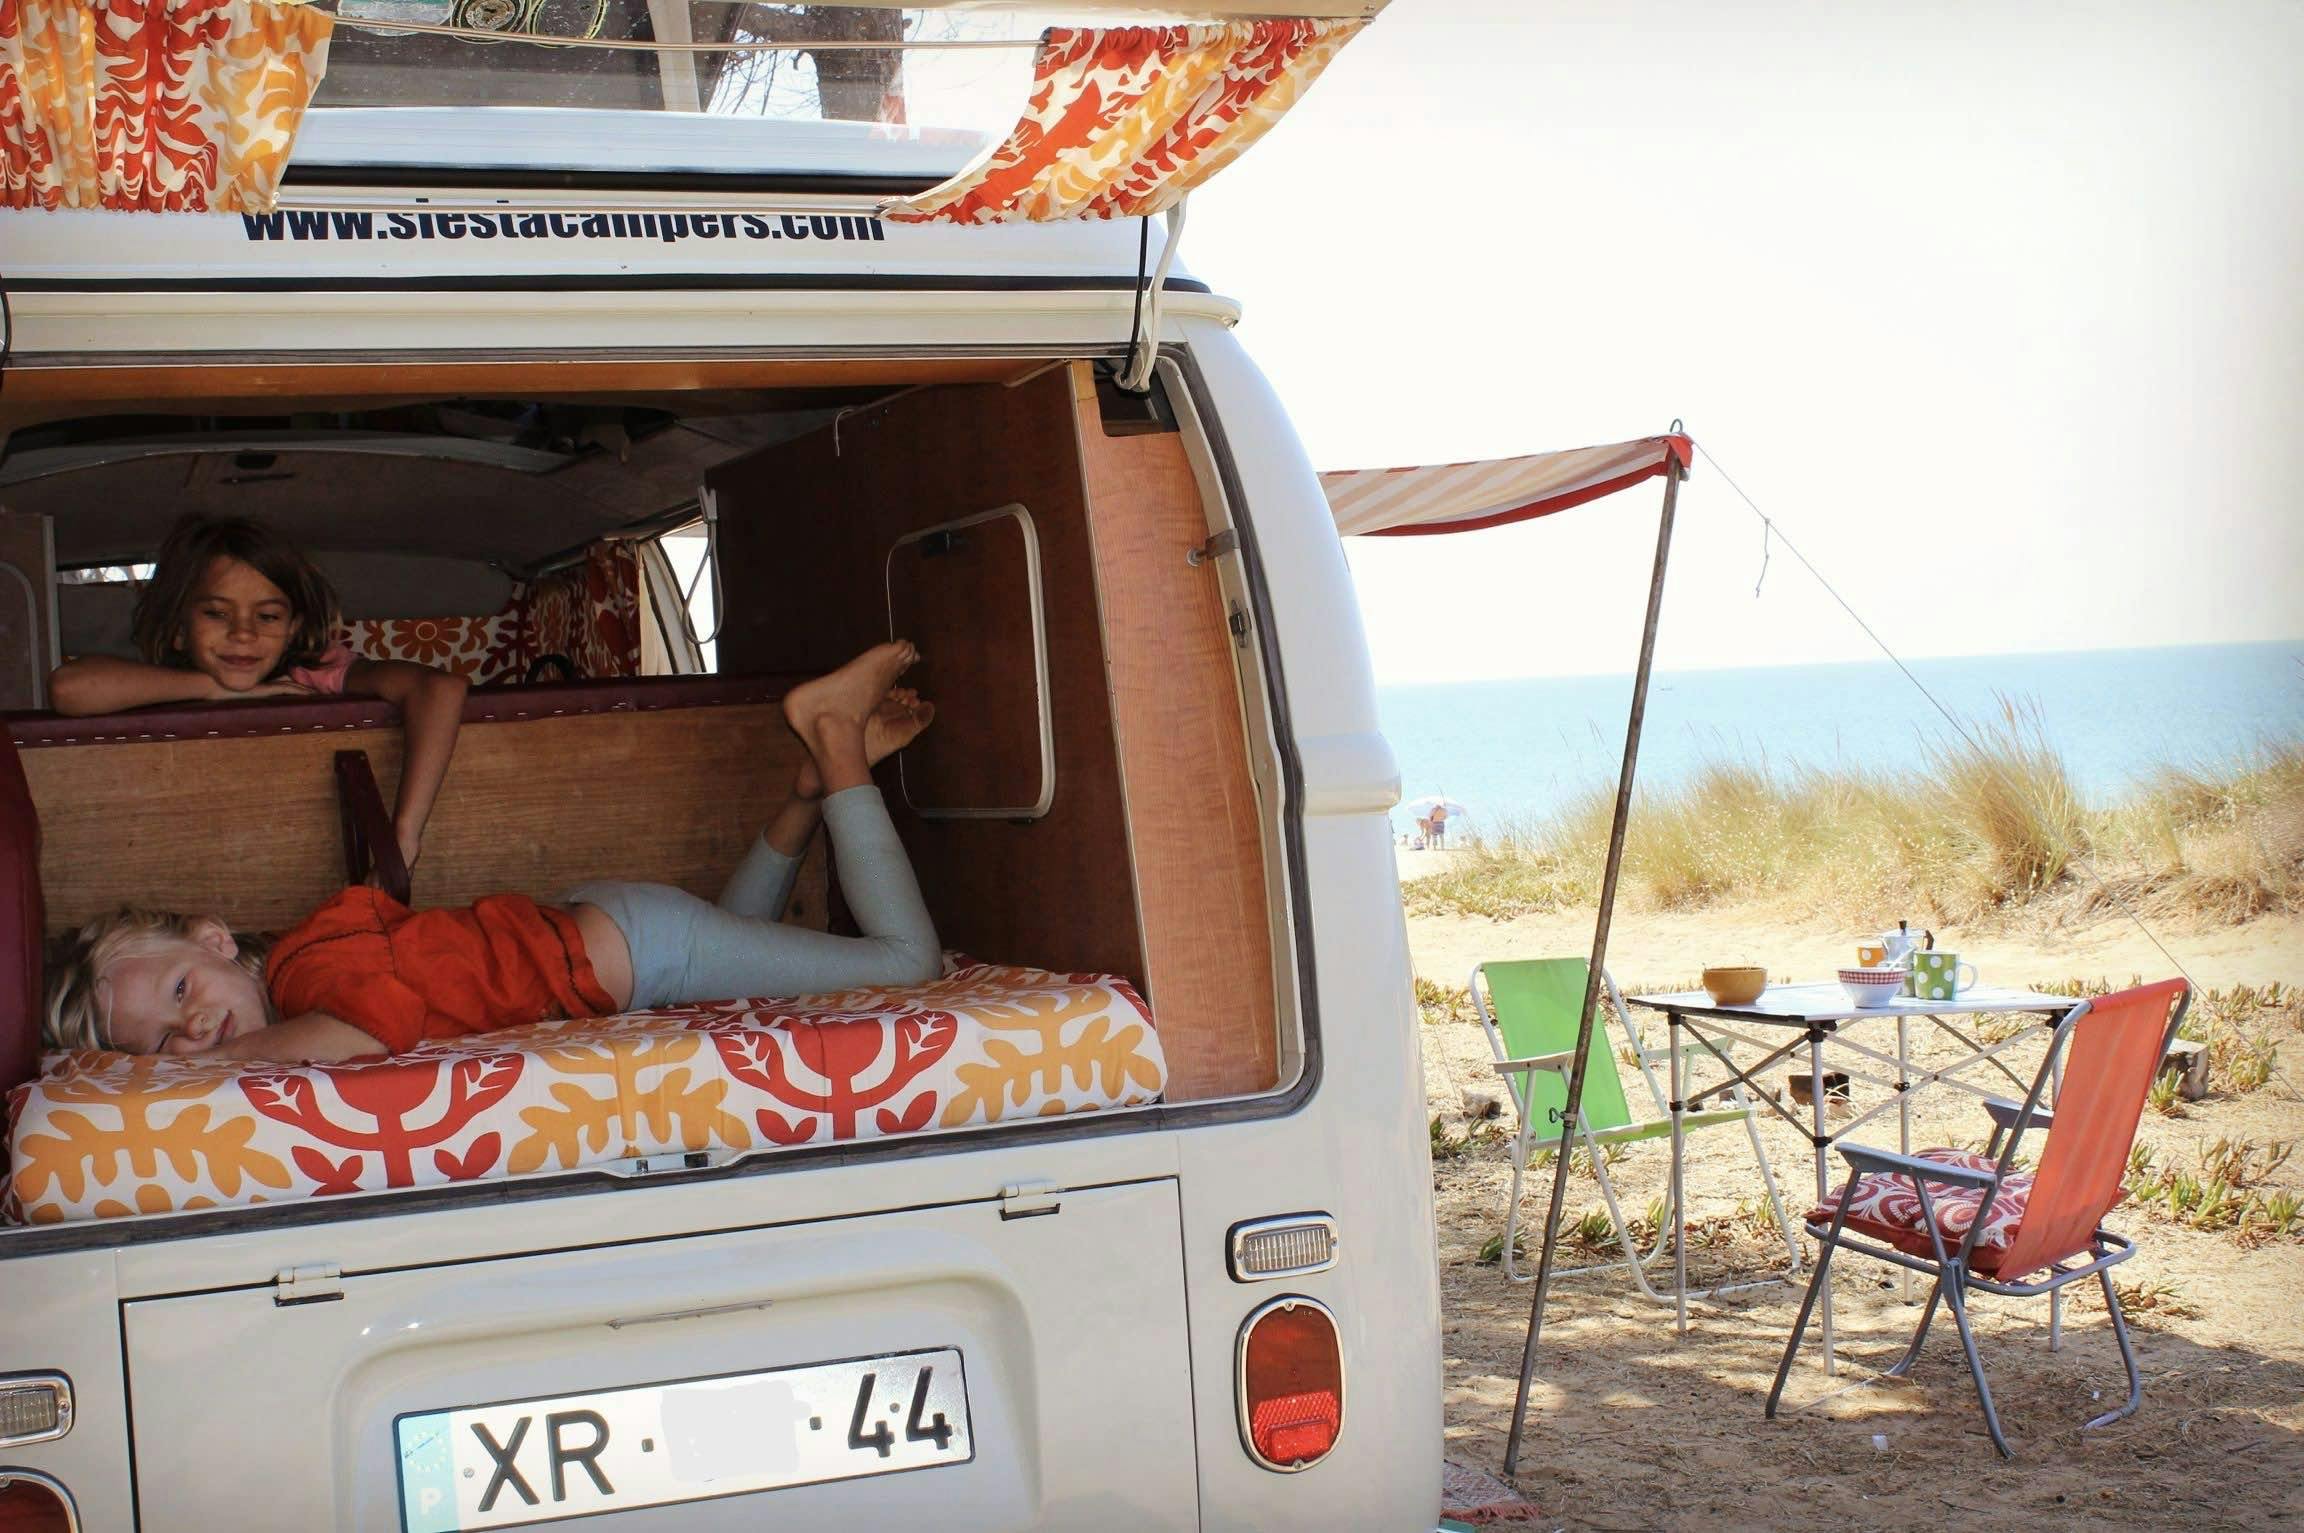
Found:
<box><xmin>267</xmin><ymin>886</ymin><xmax>616</xmax><ymax>1054</ymax></box>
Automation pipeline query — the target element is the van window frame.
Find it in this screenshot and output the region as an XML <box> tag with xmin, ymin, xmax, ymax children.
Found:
<box><xmin>0</xmin><ymin>341</ymin><xmax>1323</xmax><ymax>1262</ymax></box>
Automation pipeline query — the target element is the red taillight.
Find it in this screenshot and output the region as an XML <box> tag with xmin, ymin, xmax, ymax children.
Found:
<box><xmin>0</xmin><ymin>1471</ymin><xmax>75</xmax><ymax>1533</ymax></box>
<box><xmin>1237</xmin><ymin>1295</ymin><xmax>1343</xmax><ymax>1471</ymax></box>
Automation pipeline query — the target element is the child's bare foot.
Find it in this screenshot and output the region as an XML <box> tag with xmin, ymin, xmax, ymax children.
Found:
<box><xmin>784</xmin><ymin>641</ymin><xmax>916</xmax><ymax>739</ymax></box>
<box><xmin>784</xmin><ymin>642</ymin><xmax>918</xmax><ymax>794</ymax></box>
<box><xmin>794</xmin><ymin>687</ymin><xmax>934</xmax><ymax>798</ymax></box>
<box><xmin>866</xmin><ymin>686</ymin><xmax>934</xmax><ymax>762</ymax></box>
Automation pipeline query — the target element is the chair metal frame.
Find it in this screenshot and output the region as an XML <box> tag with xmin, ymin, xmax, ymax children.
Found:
<box><xmin>1470</xmin><ymin>960</ymin><xmax>1799</xmax><ymax>1298</ymax></box>
<box><xmin>1765</xmin><ymin>981</ymin><xmax>2190</xmax><ymax>1457</ymax></box>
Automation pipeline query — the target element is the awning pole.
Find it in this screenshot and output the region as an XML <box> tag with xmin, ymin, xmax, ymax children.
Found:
<box><xmin>1502</xmin><ymin>446</ymin><xmax>1685</xmax><ymax>1479</ymax></box>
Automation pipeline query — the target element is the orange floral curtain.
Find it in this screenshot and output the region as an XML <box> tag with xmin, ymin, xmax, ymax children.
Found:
<box><xmin>1</xmin><ymin>0</ymin><xmax>332</xmax><ymax>212</ymax></box>
<box><xmin>342</xmin><ymin>542</ymin><xmax>643</xmax><ymax>686</ymax></box>
<box><xmin>507</xmin><ymin>540</ymin><xmax>642</xmax><ymax>682</ymax></box>
<box><xmin>884</xmin><ymin>19</ymin><xmax>1365</xmax><ymax>226</ymax></box>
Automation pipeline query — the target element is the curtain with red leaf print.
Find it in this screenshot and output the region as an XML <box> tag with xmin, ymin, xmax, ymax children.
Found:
<box><xmin>342</xmin><ymin>542</ymin><xmax>643</xmax><ymax>686</ymax></box>
<box><xmin>883</xmin><ymin>19</ymin><xmax>1365</xmax><ymax>226</ymax></box>
<box><xmin>1</xmin><ymin>0</ymin><xmax>331</xmax><ymax>212</ymax></box>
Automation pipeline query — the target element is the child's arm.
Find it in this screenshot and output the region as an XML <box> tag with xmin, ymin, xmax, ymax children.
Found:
<box><xmin>344</xmin><ymin>659</ymin><xmax>470</xmax><ymax>869</ymax></box>
<box><xmin>48</xmin><ymin>656</ymin><xmax>310</xmax><ymax>716</ymax></box>
<box><xmin>214</xmin><ymin>1013</ymin><xmax>384</xmax><ymax>1063</ymax></box>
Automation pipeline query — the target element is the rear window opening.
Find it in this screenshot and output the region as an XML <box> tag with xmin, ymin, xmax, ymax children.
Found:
<box><xmin>0</xmin><ymin>357</ymin><xmax>1300</xmax><ymax>1235</ymax></box>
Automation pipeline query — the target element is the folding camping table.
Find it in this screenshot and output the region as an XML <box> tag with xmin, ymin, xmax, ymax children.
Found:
<box><xmin>1625</xmin><ymin>983</ymin><xmax>2082</xmax><ymax>1363</ymax></box>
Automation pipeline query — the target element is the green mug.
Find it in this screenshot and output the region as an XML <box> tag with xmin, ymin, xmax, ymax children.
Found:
<box><xmin>1908</xmin><ymin>950</ymin><xmax>1978</xmax><ymax>1001</ymax></box>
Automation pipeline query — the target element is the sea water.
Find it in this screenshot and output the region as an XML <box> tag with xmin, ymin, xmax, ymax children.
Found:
<box><xmin>1374</xmin><ymin>641</ymin><xmax>2304</xmax><ymax>836</ymax></box>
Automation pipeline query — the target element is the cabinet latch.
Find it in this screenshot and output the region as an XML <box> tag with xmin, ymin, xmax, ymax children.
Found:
<box><xmin>1187</xmin><ymin>528</ymin><xmax>1239</xmax><ymax>567</ymax></box>
<box><xmin>273</xmin><ymin>1263</ymin><xmax>345</xmax><ymax>1307</ymax></box>
<box><xmin>998</xmin><ymin>1180</ymin><xmax>1065</xmax><ymax>1221</ymax></box>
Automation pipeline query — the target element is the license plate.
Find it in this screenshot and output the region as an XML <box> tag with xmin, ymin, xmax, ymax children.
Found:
<box><xmin>395</xmin><ymin>1346</ymin><xmax>973</xmax><ymax>1531</ymax></box>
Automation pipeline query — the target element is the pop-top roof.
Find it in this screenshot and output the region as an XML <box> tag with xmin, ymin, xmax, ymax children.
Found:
<box><xmin>302</xmin><ymin>2</ymin><xmax>1383</xmax><ymax>184</ymax></box>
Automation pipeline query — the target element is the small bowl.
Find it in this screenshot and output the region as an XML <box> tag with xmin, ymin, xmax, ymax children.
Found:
<box><xmin>1702</xmin><ymin>965</ymin><xmax>1768</xmax><ymax>1006</ymax></box>
<box><xmin>1838</xmin><ymin>966</ymin><xmax>1906</xmax><ymax>1009</ymax></box>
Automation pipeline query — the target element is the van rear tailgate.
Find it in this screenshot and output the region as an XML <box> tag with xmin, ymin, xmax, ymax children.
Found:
<box><xmin>122</xmin><ymin>1178</ymin><xmax>1193</xmax><ymax>1531</ymax></box>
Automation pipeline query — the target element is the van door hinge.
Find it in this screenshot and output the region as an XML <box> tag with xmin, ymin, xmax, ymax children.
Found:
<box><xmin>998</xmin><ymin>1180</ymin><xmax>1065</xmax><ymax>1221</ymax></box>
<box><xmin>273</xmin><ymin>1263</ymin><xmax>345</xmax><ymax>1307</ymax></box>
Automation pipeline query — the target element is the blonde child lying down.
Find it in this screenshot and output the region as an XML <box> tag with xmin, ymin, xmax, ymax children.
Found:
<box><xmin>45</xmin><ymin>644</ymin><xmax>938</xmax><ymax>1064</ymax></box>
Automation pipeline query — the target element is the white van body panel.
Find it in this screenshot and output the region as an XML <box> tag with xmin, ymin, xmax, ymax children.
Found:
<box><xmin>5</xmin><ymin>1249</ymin><xmax>136</xmax><ymax>1531</ymax></box>
<box><xmin>1166</xmin><ymin>319</ymin><xmax>1439</xmax><ymax>1528</ymax></box>
<box><xmin>103</xmin><ymin>1124</ymin><xmax>1181</xmax><ymax>1300</ymax></box>
<box><xmin>125</xmin><ymin>1180</ymin><xmax>1196</xmax><ymax>1531</ymax></box>
<box><xmin>0</xmin><ymin>194</ymin><xmax>1440</xmax><ymax>1527</ymax></box>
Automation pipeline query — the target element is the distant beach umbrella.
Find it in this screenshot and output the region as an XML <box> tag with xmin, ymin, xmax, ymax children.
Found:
<box><xmin>1403</xmin><ymin>795</ymin><xmax>1468</xmax><ymax>818</ymax></box>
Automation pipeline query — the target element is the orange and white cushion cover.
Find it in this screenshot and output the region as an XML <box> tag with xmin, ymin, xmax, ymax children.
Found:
<box><xmin>6</xmin><ymin>959</ymin><xmax>1164</xmax><ymax>1224</ymax></box>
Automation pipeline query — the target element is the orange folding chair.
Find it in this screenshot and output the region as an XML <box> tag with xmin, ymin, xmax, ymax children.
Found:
<box><xmin>1766</xmin><ymin>978</ymin><xmax>2189</xmax><ymax>1457</ymax></box>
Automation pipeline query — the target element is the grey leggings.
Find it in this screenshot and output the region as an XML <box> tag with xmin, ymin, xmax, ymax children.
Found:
<box><xmin>564</xmin><ymin>785</ymin><xmax>941</xmax><ymax>1010</ymax></box>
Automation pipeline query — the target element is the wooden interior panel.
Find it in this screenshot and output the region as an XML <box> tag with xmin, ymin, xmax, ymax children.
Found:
<box><xmin>886</xmin><ymin>508</ymin><xmax>1048</xmax><ymax>815</ymax></box>
<box><xmin>711</xmin><ymin>372</ymin><xmax>1144</xmax><ymax>986</ymax></box>
<box><xmin>20</xmin><ymin>703</ymin><xmax>827</xmax><ymax>937</ymax></box>
<box><xmin>1071</xmin><ymin>366</ymin><xmax>1280</xmax><ymax>1100</ymax></box>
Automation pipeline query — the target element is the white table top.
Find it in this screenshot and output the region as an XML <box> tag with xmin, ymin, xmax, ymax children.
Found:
<box><xmin>1627</xmin><ymin>982</ymin><xmax>2081</xmax><ymax>1027</ymax></box>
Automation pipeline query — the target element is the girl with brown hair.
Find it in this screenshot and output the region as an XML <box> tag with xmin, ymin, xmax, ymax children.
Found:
<box><xmin>47</xmin><ymin>513</ymin><xmax>470</xmax><ymax>872</ymax></box>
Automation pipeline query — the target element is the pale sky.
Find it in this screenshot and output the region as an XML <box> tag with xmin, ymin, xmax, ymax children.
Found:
<box><xmin>1183</xmin><ymin>0</ymin><xmax>2304</xmax><ymax>683</ymax></box>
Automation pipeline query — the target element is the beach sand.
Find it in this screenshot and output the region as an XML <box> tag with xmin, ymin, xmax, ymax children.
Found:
<box><xmin>1394</xmin><ymin>846</ymin><xmax>2304</xmax><ymax>992</ymax></box>
<box><xmin>1412</xmin><ymin>881</ymin><xmax>2304</xmax><ymax>1529</ymax></box>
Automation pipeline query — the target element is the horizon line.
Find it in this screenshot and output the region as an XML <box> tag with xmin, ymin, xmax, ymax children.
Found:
<box><xmin>1371</xmin><ymin>635</ymin><xmax>2304</xmax><ymax>689</ymax></box>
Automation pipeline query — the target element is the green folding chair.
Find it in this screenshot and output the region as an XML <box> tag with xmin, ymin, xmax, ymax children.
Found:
<box><xmin>1470</xmin><ymin>957</ymin><xmax>1800</xmax><ymax>1299</ymax></box>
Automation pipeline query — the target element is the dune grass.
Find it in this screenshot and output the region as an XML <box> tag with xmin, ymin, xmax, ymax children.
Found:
<box><xmin>1403</xmin><ymin>705</ymin><xmax>2303</xmax><ymax>928</ymax></box>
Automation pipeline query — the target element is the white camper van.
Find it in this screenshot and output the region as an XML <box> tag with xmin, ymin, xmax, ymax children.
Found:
<box><xmin>0</xmin><ymin>7</ymin><xmax>1439</xmax><ymax>1528</ymax></box>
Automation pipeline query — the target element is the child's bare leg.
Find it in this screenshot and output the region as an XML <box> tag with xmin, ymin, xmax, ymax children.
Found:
<box><xmin>666</xmin><ymin>648</ymin><xmax>940</xmax><ymax>994</ymax></box>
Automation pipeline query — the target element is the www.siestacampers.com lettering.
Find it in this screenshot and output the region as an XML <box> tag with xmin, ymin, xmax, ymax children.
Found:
<box><xmin>241</xmin><ymin>211</ymin><xmax>888</xmax><ymax>244</ymax></box>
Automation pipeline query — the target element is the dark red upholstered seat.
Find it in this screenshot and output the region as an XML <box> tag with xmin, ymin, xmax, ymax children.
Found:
<box><xmin>4</xmin><ymin>673</ymin><xmax>799</xmax><ymax>752</ymax></box>
<box><xmin>0</xmin><ymin>728</ymin><xmax>43</xmax><ymax>1096</ymax></box>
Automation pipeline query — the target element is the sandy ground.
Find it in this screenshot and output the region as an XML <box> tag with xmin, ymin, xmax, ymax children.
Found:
<box><xmin>1413</xmin><ymin>892</ymin><xmax>2304</xmax><ymax>1530</ymax></box>
<box><xmin>1394</xmin><ymin>847</ymin><xmax>2304</xmax><ymax>994</ymax></box>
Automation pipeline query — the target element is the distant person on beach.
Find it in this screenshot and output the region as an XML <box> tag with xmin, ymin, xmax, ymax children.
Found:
<box><xmin>1429</xmin><ymin>803</ymin><xmax>1448</xmax><ymax>849</ymax></box>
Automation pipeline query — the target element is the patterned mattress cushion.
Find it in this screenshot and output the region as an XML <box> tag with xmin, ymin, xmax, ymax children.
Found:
<box><xmin>1808</xmin><ymin>1147</ymin><xmax>2034</xmax><ymax>1266</ymax></box>
<box><xmin>5</xmin><ymin>960</ymin><xmax>1164</xmax><ymax>1225</ymax></box>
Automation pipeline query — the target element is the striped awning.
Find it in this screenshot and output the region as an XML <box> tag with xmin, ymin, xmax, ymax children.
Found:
<box><xmin>1321</xmin><ymin>435</ymin><xmax>1692</xmax><ymax>538</ymax></box>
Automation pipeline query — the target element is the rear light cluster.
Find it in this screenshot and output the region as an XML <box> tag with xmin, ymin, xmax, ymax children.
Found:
<box><xmin>1235</xmin><ymin>1295</ymin><xmax>1344</xmax><ymax>1471</ymax></box>
<box><xmin>0</xmin><ymin>1470</ymin><xmax>77</xmax><ymax>1533</ymax></box>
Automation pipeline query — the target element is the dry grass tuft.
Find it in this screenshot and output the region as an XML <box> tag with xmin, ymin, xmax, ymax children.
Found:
<box><xmin>1403</xmin><ymin>711</ymin><xmax>2303</xmax><ymax>929</ymax></box>
<box><xmin>2089</xmin><ymin>741</ymin><xmax>2304</xmax><ymax>923</ymax></box>
<box><xmin>1925</xmin><ymin>699</ymin><xmax>2089</xmax><ymax>908</ymax></box>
